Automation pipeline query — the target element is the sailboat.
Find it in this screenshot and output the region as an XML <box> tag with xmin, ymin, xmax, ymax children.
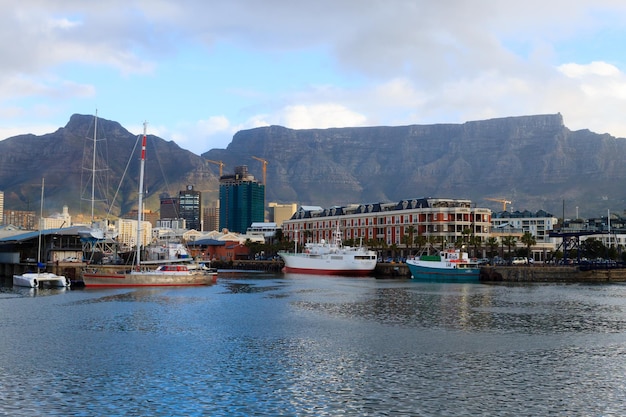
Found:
<box><xmin>13</xmin><ymin>179</ymin><xmax>71</xmax><ymax>288</ymax></box>
<box><xmin>81</xmin><ymin>123</ymin><xmax>217</xmax><ymax>287</ymax></box>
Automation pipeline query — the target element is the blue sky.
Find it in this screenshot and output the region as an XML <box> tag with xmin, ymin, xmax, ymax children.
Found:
<box><xmin>3</xmin><ymin>1</ymin><xmax>626</xmax><ymax>155</ymax></box>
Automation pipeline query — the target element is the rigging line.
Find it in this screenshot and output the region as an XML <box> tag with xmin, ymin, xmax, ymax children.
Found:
<box><xmin>106</xmin><ymin>133</ymin><xmax>141</xmax><ymax>220</ymax></box>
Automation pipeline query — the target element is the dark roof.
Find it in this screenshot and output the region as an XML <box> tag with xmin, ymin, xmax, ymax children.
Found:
<box><xmin>0</xmin><ymin>225</ymin><xmax>86</xmax><ymax>243</ymax></box>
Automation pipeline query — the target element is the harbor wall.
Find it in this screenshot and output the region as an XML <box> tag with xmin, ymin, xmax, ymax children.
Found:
<box><xmin>480</xmin><ymin>266</ymin><xmax>626</xmax><ymax>283</ymax></box>
<box><xmin>3</xmin><ymin>260</ymin><xmax>626</xmax><ymax>283</ymax></box>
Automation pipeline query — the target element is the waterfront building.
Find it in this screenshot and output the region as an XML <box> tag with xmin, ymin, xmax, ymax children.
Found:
<box><xmin>247</xmin><ymin>222</ymin><xmax>278</xmax><ymax>240</ymax></box>
<box><xmin>219</xmin><ymin>165</ymin><xmax>265</xmax><ymax>234</ymax></box>
<box><xmin>282</xmin><ymin>198</ymin><xmax>492</xmax><ymax>257</ymax></box>
<box><xmin>179</xmin><ymin>185</ymin><xmax>202</xmax><ymax>231</ymax></box>
<box><xmin>491</xmin><ymin>210</ymin><xmax>559</xmax><ymax>260</ymax></box>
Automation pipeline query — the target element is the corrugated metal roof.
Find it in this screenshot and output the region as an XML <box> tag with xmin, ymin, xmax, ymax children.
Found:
<box><xmin>0</xmin><ymin>225</ymin><xmax>86</xmax><ymax>243</ymax></box>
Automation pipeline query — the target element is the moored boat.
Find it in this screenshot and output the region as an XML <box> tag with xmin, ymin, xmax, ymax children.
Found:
<box><xmin>406</xmin><ymin>248</ymin><xmax>481</xmax><ymax>282</ymax></box>
<box><xmin>81</xmin><ymin>122</ymin><xmax>217</xmax><ymax>287</ymax></box>
<box><xmin>82</xmin><ymin>263</ymin><xmax>217</xmax><ymax>287</ymax></box>
<box><xmin>278</xmin><ymin>225</ymin><xmax>377</xmax><ymax>276</ymax></box>
<box><xmin>13</xmin><ymin>178</ymin><xmax>71</xmax><ymax>289</ymax></box>
<box><xmin>13</xmin><ymin>271</ymin><xmax>71</xmax><ymax>288</ymax></box>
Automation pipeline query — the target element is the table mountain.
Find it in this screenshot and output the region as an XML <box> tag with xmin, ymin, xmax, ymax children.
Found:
<box><xmin>203</xmin><ymin>113</ymin><xmax>626</xmax><ymax>217</ymax></box>
<box><xmin>1</xmin><ymin>112</ymin><xmax>624</xmax><ymax>221</ymax></box>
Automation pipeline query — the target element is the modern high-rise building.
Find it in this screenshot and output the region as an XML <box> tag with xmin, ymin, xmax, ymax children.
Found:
<box><xmin>219</xmin><ymin>165</ymin><xmax>265</xmax><ymax>233</ymax></box>
<box><xmin>203</xmin><ymin>202</ymin><xmax>219</xmax><ymax>232</ymax></box>
<box><xmin>179</xmin><ymin>185</ymin><xmax>202</xmax><ymax>231</ymax></box>
<box><xmin>159</xmin><ymin>193</ymin><xmax>180</xmax><ymax>219</ymax></box>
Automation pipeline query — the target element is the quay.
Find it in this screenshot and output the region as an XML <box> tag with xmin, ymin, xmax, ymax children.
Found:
<box><xmin>3</xmin><ymin>260</ymin><xmax>626</xmax><ymax>283</ymax></box>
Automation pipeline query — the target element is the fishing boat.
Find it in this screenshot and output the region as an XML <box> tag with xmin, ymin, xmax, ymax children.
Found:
<box><xmin>278</xmin><ymin>225</ymin><xmax>377</xmax><ymax>276</ymax></box>
<box><xmin>13</xmin><ymin>178</ymin><xmax>71</xmax><ymax>288</ymax></box>
<box><xmin>406</xmin><ymin>248</ymin><xmax>481</xmax><ymax>282</ymax></box>
<box><xmin>81</xmin><ymin>123</ymin><xmax>217</xmax><ymax>287</ymax></box>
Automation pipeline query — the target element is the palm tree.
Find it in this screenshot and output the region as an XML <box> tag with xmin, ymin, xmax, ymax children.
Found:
<box><xmin>415</xmin><ymin>234</ymin><xmax>427</xmax><ymax>257</ymax></box>
<box><xmin>405</xmin><ymin>225</ymin><xmax>416</xmax><ymax>255</ymax></box>
<box><xmin>487</xmin><ymin>237</ymin><xmax>499</xmax><ymax>258</ymax></box>
<box><xmin>520</xmin><ymin>232</ymin><xmax>536</xmax><ymax>261</ymax></box>
<box><xmin>502</xmin><ymin>235</ymin><xmax>517</xmax><ymax>261</ymax></box>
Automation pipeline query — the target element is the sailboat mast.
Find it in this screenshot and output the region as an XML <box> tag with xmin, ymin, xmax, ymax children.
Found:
<box><xmin>38</xmin><ymin>178</ymin><xmax>44</xmax><ymax>268</ymax></box>
<box><xmin>91</xmin><ymin>110</ymin><xmax>98</xmax><ymax>222</ymax></box>
<box><xmin>136</xmin><ymin>122</ymin><xmax>147</xmax><ymax>268</ymax></box>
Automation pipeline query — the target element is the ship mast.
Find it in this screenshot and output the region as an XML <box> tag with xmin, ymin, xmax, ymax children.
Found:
<box><xmin>91</xmin><ymin>110</ymin><xmax>98</xmax><ymax>222</ymax></box>
<box><xmin>136</xmin><ymin>122</ymin><xmax>147</xmax><ymax>269</ymax></box>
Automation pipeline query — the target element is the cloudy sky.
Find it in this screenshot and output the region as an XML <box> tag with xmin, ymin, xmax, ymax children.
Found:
<box><xmin>2</xmin><ymin>0</ymin><xmax>626</xmax><ymax>155</ymax></box>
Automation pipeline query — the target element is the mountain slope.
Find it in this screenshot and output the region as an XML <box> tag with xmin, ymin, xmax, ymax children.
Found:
<box><xmin>0</xmin><ymin>114</ymin><xmax>219</xmax><ymax>218</ymax></box>
<box><xmin>203</xmin><ymin>113</ymin><xmax>626</xmax><ymax>217</ymax></box>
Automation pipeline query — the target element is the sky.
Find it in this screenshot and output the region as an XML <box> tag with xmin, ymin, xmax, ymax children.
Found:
<box><xmin>2</xmin><ymin>1</ymin><xmax>626</xmax><ymax>155</ymax></box>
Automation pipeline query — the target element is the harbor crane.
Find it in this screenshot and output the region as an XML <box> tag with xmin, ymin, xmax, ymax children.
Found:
<box><xmin>206</xmin><ymin>159</ymin><xmax>225</xmax><ymax>177</ymax></box>
<box><xmin>485</xmin><ymin>198</ymin><xmax>512</xmax><ymax>211</ymax></box>
<box><xmin>251</xmin><ymin>156</ymin><xmax>268</xmax><ymax>185</ymax></box>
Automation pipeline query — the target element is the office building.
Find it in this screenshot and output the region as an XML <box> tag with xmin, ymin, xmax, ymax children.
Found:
<box><xmin>179</xmin><ymin>185</ymin><xmax>202</xmax><ymax>231</ymax></box>
<box><xmin>219</xmin><ymin>165</ymin><xmax>265</xmax><ymax>233</ymax></box>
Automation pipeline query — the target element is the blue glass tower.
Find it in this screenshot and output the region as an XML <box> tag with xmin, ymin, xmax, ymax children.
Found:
<box><xmin>219</xmin><ymin>166</ymin><xmax>265</xmax><ymax>233</ymax></box>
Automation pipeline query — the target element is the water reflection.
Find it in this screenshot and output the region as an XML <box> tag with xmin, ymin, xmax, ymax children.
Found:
<box><xmin>3</xmin><ymin>275</ymin><xmax>626</xmax><ymax>415</ymax></box>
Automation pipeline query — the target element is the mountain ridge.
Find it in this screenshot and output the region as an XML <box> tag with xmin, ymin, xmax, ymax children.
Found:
<box><xmin>0</xmin><ymin>113</ymin><xmax>624</xmax><ymax>221</ymax></box>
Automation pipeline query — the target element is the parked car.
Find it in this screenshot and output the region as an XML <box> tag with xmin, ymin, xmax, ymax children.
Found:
<box><xmin>512</xmin><ymin>257</ymin><xmax>531</xmax><ymax>265</ymax></box>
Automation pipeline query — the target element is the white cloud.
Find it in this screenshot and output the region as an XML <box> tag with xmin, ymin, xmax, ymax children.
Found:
<box><xmin>277</xmin><ymin>104</ymin><xmax>367</xmax><ymax>129</ymax></box>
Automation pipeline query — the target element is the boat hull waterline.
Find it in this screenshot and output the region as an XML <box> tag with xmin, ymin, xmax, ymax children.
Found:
<box><xmin>405</xmin><ymin>263</ymin><xmax>480</xmax><ymax>282</ymax></box>
<box><xmin>406</xmin><ymin>249</ymin><xmax>481</xmax><ymax>282</ymax></box>
<box><xmin>82</xmin><ymin>270</ymin><xmax>217</xmax><ymax>287</ymax></box>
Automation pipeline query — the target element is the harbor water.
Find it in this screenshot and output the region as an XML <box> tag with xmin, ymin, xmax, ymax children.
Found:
<box><xmin>2</xmin><ymin>273</ymin><xmax>626</xmax><ymax>416</ymax></box>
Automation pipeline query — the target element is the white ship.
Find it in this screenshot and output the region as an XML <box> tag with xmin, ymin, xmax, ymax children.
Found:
<box><xmin>279</xmin><ymin>225</ymin><xmax>377</xmax><ymax>276</ymax></box>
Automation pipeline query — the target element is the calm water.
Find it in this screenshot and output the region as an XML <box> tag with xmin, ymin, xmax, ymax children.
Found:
<box><xmin>1</xmin><ymin>273</ymin><xmax>626</xmax><ymax>416</ymax></box>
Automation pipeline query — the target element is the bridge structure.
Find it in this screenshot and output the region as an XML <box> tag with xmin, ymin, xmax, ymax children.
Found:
<box><xmin>547</xmin><ymin>230</ymin><xmax>608</xmax><ymax>264</ymax></box>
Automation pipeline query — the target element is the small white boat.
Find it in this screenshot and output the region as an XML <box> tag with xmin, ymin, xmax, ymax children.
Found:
<box><xmin>13</xmin><ymin>178</ymin><xmax>71</xmax><ymax>289</ymax></box>
<box><xmin>13</xmin><ymin>271</ymin><xmax>71</xmax><ymax>288</ymax></box>
<box><xmin>279</xmin><ymin>225</ymin><xmax>377</xmax><ymax>276</ymax></box>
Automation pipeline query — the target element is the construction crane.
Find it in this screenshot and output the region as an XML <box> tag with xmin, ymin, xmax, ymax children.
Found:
<box><xmin>206</xmin><ymin>159</ymin><xmax>225</xmax><ymax>177</ymax></box>
<box><xmin>251</xmin><ymin>156</ymin><xmax>268</xmax><ymax>185</ymax></box>
<box><xmin>485</xmin><ymin>198</ymin><xmax>512</xmax><ymax>211</ymax></box>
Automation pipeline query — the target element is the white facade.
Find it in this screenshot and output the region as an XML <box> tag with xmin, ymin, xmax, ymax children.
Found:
<box><xmin>41</xmin><ymin>205</ymin><xmax>72</xmax><ymax>230</ymax></box>
<box><xmin>116</xmin><ymin>218</ymin><xmax>152</xmax><ymax>248</ymax></box>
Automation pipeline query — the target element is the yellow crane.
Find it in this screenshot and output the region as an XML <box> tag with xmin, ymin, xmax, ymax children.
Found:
<box><xmin>485</xmin><ymin>197</ymin><xmax>512</xmax><ymax>211</ymax></box>
<box><xmin>206</xmin><ymin>159</ymin><xmax>225</xmax><ymax>177</ymax></box>
<box><xmin>251</xmin><ymin>156</ymin><xmax>268</xmax><ymax>185</ymax></box>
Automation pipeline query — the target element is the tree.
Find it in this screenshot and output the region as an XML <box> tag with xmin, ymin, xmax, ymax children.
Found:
<box><xmin>415</xmin><ymin>234</ymin><xmax>427</xmax><ymax>256</ymax></box>
<box><xmin>520</xmin><ymin>232</ymin><xmax>536</xmax><ymax>262</ymax></box>
<box><xmin>487</xmin><ymin>237</ymin><xmax>499</xmax><ymax>258</ymax></box>
<box><xmin>405</xmin><ymin>226</ymin><xmax>416</xmax><ymax>254</ymax></box>
<box><xmin>502</xmin><ymin>235</ymin><xmax>517</xmax><ymax>260</ymax></box>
